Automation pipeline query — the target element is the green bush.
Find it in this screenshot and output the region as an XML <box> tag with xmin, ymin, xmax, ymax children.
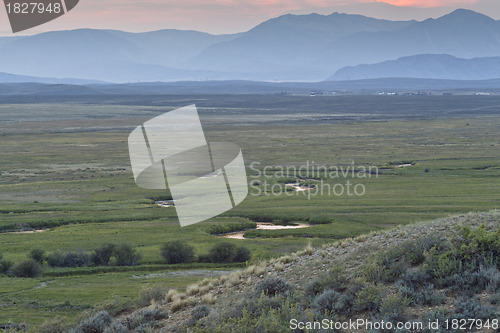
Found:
<box><xmin>206</xmin><ymin>242</ymin><xmax>251</xmax><ymax>263</ymax></box>
<box><xmin>113</xmin><ymin>244</ymin><xmax>140</xmax><ymax>266</ymax></box>
<box><xmin>206</xmin><ymin>222</ymin><xmax>256</xmax><ymax>235</ymax></box>
<box><xmin>28</xmin><ymin>247</ymin><xmax>46</xmax><ymax>265</ymax></box>
<box><xmin>423</xmin><ymin>247</ymin><xmax>465</xmax><ymax>285</ymax></box>
<box><xmin>200</xmin><ymin>294</ymin><xmax>303</xmax><ymax>332</ymax></box>
<box><xmin>160</xmin><ymin>241</ymin><xmax>194</xmax><ymax>264</ymax></box>
<box><xmin>354</xmin><ymin>284</ymin><xmax>385</xmax><ymax>312</ymax></box>
<box><xmin>91</xmin><ymin>244</ymin><xmax>115</xmax><ymax>266</ymax></box>
<box><xmin>379</xmin><ymin>292</ymin><xmax>411</xmax><ymax>319</ymax></box>
<box><xmin>401</xmin><ymin>235</ymin><xmax>447</xmax><ymax>265</ymax></box>
<box><xmin>197</xmin><ymin>254</ymin><xmax>211</xmax><ymax>263</ymax></box>
<box><xmin>208</xmin><ymin>242</ymin><xmax>236</xmax><ymax>263</ymax></box>
<box><xmin>453</xmin><ymin>225</ymin><xmax>500</xmax><ymax>266</ymax></box>
<box><xmin>0</xmin><ymin>260</ymin><xmax>13</xmax><ymax>275</ymax></box>
<box><xmin>233</xmin><ymin>246</ymin><xmax>251</xmax><ymax>262</ymax></box>
<box><xmin>47</xmin><ymin>250</ymin><xmax>65</xmax><ymax>267</ymax></box>
<box><xmin>47</xmin><ymin>250</ymin><xmax>90</xmax><ymax>268</ymax></box>
<box><xmin>10</xmin><ymin>259</ymin><xmax>42</xmax><ymax>278</ymax></box>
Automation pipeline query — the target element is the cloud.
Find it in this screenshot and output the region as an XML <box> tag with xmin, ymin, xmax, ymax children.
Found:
<box><xmin>377</xmin><ymin>0</ymin><xmax>479</xmax><ymax>7</ymax></box>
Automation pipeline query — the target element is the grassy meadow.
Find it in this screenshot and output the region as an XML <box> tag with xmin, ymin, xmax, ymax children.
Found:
<box><xmin>1</xmin><ymin>94</ymin><xmax>500</xmax><ymax>329</ymax></box>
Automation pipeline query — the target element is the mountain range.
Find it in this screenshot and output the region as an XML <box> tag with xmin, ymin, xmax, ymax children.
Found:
<box><xmin>0</xmin><ymin>9</ymin><xmax>499</xmax><ymax>82</ymax></box>
<box><xmin>329</xmin><ymin>55</ymin><xmax>500</xmax><ymax>81</ymax></box>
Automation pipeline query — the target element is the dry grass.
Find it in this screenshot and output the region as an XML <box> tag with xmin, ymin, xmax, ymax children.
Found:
<box><xmin>254</xmin><ymin>263</ymin><xmax>267</xmax><ymax>276</ymax></box>
<box><xmin>304</xmin><ymin>242</ymin><xmax>314</xmax><ymax>255</ymax></box>
<box><xmin>278</xmin><ymin>255</ymin><xmax>294</xmax><ymax>264</ymax></box>
<box><xmin>202</xmin><ymin>293</ymin><xmax>216</xmax><ymax>305</ymax></box>
<box><xmin>166</xmin><ymin>289</ymin><xmax>180</xmax><ymax>303</ymax></box>
<box><xmin>245</xmin><ymin>265</ymin><xmax>256</xmax><ymax>275</ymax></box>
<box><xmin>226</xmin><ymin>271</ymin><xmax>243</xmax><ymax>287</ymax></box>
<box><xmin>170</xmin><ymin>296</ymin><xmax>197</xmax><ymax>312</ymax></box>
<box><xmin>186</xmin><ymin>284</ymin><xmax>200</xmax><ymax>296</ymax></box>
<box><xmin>199</xmin><ymin>285</ymin><xmax>211</xmax><ymax>295</ymax></box>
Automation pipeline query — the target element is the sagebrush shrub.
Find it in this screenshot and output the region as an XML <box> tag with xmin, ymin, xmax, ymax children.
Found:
<box><xmin>364</xmin><ymin>251</ymin><xmax>406</xmax><ymax>283</ymax></box>
<box><xmin>137</xmin><ymin>286</ymin><xmax>169</xmax><ymax>308</ymax></box>
<box><xmin>402</xmin><ymin>235</ymin><xmax>447</xmax><ymax>265</ymax></box>
<box><xmin>70</xmin><ymin>311</ymin><xmax>112</xmax><ymax>333</ymax></box>
<box><xmin>189</xmin><ymin>305</ymin><xmax>210</xmax><ymax>326</ymax></box>
<box><xmin>452</xmin><ymin>297</ymin><xmax>497</xmax><ymax>321</ymax></box>
<box><xmin>255</xmin><ymin>277</ymin><xmax>292</xmax><ymax>297</ymax></box>
<box><xmin>448</xmin><ymin>270</ymin><xmax>489</xmax><ymax>295</ymax></box>
<box><xmin>396</xmin><ymin>269</ymin><xmax>445</xmax><ymax>306</ymax></box>
<box><xmin>123</xmin><ymin>308</ymin><xmax>167</xmax><ymax>331</ymax></box>
<box><xmin>305</xmin><ymin>279</ymin><xmax>324</xmax><ymax>297</ymax></box>
<box><xmin>311</xmin><ymin>289</ymin><xmax>339</xmax><ymax>315</ymax></box>
<box><xmin>490</xmin><ymin>292</ymin><xmax>500</xmax><ymax>305</ymax></box>
<box><xmin>39</xmin><ymin>316</ymin><xmax>67</xmax><ymax>333</ymax></box>
<box><xmin>311</xmin><ymin>289</ymin><xmax>352</xmax><ymax>316</ymax></box>
<box><xmin>139</xmin><ymin>307</ymin><xmax>168</xmax><ymax>324</ymax></box>
<box><xmin>397</xmin><ymin>268</ymin><xmax>431</xmax><ymax>290</ymax></box>
<box><xmin>422</xmin><ymin>307</ymin><xmax>452</xmax><ymax>333</ymax></box>
<box><xmin>103</xmin><ymin>321</ymin><xmax>128</xmax><ymax>333</ymax></box>
<box><xmin>482</xmin><ymin>266</ymin><xmax>500</xmax><ymax>292</ymax></box>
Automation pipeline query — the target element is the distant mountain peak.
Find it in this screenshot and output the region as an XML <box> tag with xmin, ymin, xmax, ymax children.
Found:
<box><xmin>438</xmin><ymin>8</ymin><xmax>495</xmax><ymax>22</ymax></box>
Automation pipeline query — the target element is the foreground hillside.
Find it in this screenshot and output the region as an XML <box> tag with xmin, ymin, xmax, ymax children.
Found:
<box><xmin>62</xmin><ymin>211</ymin><xmax>500</xmax><ymax>333</ymax></box>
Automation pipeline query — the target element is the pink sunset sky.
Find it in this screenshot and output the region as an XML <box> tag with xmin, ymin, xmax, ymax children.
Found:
<box><xmin>0</xmin><ymin>0</ymin><xmax>498</xmax><ymax>35</ymax></box>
